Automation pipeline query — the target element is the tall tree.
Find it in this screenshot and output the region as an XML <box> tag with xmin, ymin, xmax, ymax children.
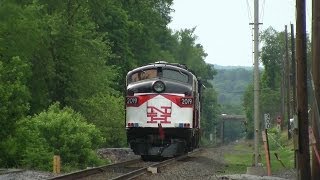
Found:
<box><xmin>243</xmin><ymin>84</ymin><xmax>254</xmax><ymax>138</ymax></box>
<box><xmin>0</xmin><ymin>1</ymin><xmax>37</xmax><ymax>139</ymax></box>
<box><xmin>201</xmin><ymin>88</ymin><xmax>220</xmax><ymax>139</ymax></box>
<box><xmin>8</xmin><ymin>0</ymin><xmax>117</xmax><ymax>114</ymax></box>
<box><xmin>88</xmin><ymin>0</ymin><xmax>134</xmax><ymax>91</ymax></box>
<box><xmin>260</xmin><ymin>27</ymin><xmax>285</xmax><ymax>90</ymax></box>
<box><xmin>0</xmin><ymin>57</ymin><xmax>31</xmax><ymax>140</ymax></box>
<box><xmin>173</xmin><ymin>28</ymin><xmax>216</xmax><ymax>87</ymax></box>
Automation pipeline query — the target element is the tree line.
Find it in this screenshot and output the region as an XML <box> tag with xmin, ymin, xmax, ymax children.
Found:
<box><xmin>242</xmin><ymin>26</ymin><xmax>311</xmax><ymax>138</ymax></box>
<box><xmin>0</xmin><ymin>0</ymin><xmax>219</xmax><ymax>171</ymax></box>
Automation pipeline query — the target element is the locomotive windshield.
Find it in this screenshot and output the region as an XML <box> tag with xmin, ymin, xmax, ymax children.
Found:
<box><xmin>129</xmin><ymin>67</ymin><xmax>190</xmax><ymax>84</ymax></box>
<box><xmin>162</xmin><ymin>69</ymin><xmax>189</xmax><ymax>83</ymax></box>
<box><xmin>131</xmin><ymin>69</ymin><xmax>157</xmax><ymax>82</ymax></box>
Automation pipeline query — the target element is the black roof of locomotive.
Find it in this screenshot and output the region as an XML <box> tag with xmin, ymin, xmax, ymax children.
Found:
<box><xmin>150</xmin><ymin>61</ymin><xmax>189</xmax><ymax>70</ymax></box>
<box><xmin>127</xmin><ymin>61</ymin><xmax>196</xmax><ymax>78</ymax></box>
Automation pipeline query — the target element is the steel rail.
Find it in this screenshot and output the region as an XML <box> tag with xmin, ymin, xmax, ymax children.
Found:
<box><xmin>50</xmin><ymin>149</ymin><xmax>203</xmax><ymax>180</ymax></box>
<box><xmin>111</xmin><ymin>148</ymin><xmax>203</xmax><ymax>180</ymax></box>
<box><xmin>0</xmin><ymin>169</ymin><xmax>25</xmax><ymax>175</ymax></box>
<box><xmin>49</xmin><ymin>158</ymin><xmax>141</xmax><ymax>180</ymax></box>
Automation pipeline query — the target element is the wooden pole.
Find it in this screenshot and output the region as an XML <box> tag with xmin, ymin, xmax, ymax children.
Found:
<box><xmin>290</xmin><ymin>24</ymin><xmax>296</xmax><ymax>140</ymax></box>
<box><xmin>281</xmin><ymin>42</ymin><xmax>286</xmax><ymax>134</ymax></box>
<box><xmin>291</xmin><ymin>23</ymin><xmax>297</xmax><ymax>168</ymax></box>
<box><xmin>311</xmin><ymin>0</ymin><xmax>320</xmax><ymax>178</ymax></box>
<box><xmin>221</xmin><ymin>120</ymin><xmax>224</xmax><ymax>144</ymax></box>
<box><xmin>262</xmin><ymin>130</ymin><xmax>271</xmax><ymax>176</ymax></box>
<box><xmin>310</xmin><ymin>128</ymin><xmax>320</xmax><ymax>171</ymax></box>
<box><xmin>53</xmin><ymin>155</ymin><xmax>61</xmax><ymax>174</ymax></box>
<box><xmin>296</xmin><ymin>0</ymin><xmax>311</xmax><ymax>179</ymax></box>
<box><xmin>285</xmin><ymin>25</ymin><xmax>290</xmax><ymax>131</ymax></box>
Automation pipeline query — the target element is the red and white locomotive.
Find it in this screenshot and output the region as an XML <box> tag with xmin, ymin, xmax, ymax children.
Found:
<box><xmin>125</xmin><ymin>61</ymin><xmax>202</xmax><ymax>160</ymax></box>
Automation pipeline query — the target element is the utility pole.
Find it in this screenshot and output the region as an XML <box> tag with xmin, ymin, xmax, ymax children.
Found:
<box><xmin>291</xmin><ymin>23</ymin><xmax>296</xmax><ymax>135</ymax></box>
<box><xmin>253</xmin><ymin>0</ymin><xmax>260</xmax><ymax>166</ymax></box>
<box><xmin>296</xmin><ymin>0</ymin><xmax>311</xmax><ymax>179</ymax></box>
<box><xmin>290</xmin><ymin>24</ymin><xmax>296</xmax><ymax>168</ymax></box>
<box><xmin>311</xmin><ymin>0</ymin><xmax>320</xmax><ymax>178</ymax></box>
<box><xmin>281</xmin><ymin>47</ymin><xmax>285</xmax><ymax>134</ymax></box>
<box><xmin>285</xmin><ymin>25</ymin><xmax>290</xmax><ymax>131</ymax></box>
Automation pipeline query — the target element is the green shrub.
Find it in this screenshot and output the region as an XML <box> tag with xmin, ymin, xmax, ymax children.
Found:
<box><xmin>15</xmin><ymin>103</ymin><xmax>106</xmax><ymax>171</ymax></box>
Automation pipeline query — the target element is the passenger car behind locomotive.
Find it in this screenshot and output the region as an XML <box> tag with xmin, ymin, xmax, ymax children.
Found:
<box><xmin>125</xmin><ymin>61</ymin><xmax>202</xmax><ymax>160</ymax></box>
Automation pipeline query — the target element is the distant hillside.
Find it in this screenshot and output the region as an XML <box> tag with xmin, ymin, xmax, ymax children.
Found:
<box><xmin>212</xmin><ymin>64</ymin><xmax>253</xmax><ymax>70</ymax></box>
<box><xmin>210</xmin><ymin>65</ymin><xmax>253</xmax><ymax>115</ymax></box>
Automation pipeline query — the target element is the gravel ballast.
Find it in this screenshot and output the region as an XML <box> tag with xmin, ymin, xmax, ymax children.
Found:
<box><xmin>0</xmin><ymin>143</ymin><xmax>296</xmax><ymax>180</ymax></box>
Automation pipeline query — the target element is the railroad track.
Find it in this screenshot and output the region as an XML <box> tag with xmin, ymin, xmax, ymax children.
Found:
<box><xmin>0</xmin><ymin>169</ymin><xmax>25</xmax><ymax>175</ymax></box>
<box><xmin>49</xmin><ymin>149</ymin><xmax>202</xmax><ymax>180</ymax></box>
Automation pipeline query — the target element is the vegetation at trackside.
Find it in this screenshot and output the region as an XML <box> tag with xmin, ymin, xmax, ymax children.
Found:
<box><xmin>13</xmin><ymin>103</ymin><xmax>106</xmax><ymax>171</ymax></box>
<box><xmin>223</xmin><ymin>128</ymin><xmax>295</xmax><ymax>174</ymax></box>
<box><xmin>0</xmin><ymin>0</ymin><xmax>220</xmax><ymax>171</ymax></box>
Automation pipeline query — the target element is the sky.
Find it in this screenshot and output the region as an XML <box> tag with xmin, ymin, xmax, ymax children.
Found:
<box><xmin>168</xmin><ymin>0</ymin><xmax>312</xmax><ymax>67</ymax></box>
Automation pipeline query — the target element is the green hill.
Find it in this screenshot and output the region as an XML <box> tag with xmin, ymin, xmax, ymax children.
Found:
<box><xmin>210</xmin><ymin>65</ymin><xmax>253</xmax><ymax>115</ymax></box>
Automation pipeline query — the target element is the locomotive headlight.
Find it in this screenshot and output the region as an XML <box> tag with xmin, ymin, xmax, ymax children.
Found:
<box><xmin>153</xmin><ymin>81</ymin><xmax>165</xmax><ymax>93</ymax></box>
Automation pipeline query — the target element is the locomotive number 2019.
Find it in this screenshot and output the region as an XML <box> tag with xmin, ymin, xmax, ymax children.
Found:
<box><xmin>181</xmin><ymin>98</ymin><xmax>193</xmax><ymax>105</ymax></box>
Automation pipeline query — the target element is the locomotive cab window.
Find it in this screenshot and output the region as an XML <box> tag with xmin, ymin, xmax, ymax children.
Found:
<box><xmin>130</xmin><ymin>69</ymin><xmax>158</xmax><ymax>82</ymax></box>
<box><xmin>128</xmin><ymin>67</ymin><xmax>190</xmax><ymax>84</ymax></box>
<box><xmin>162</xmin><ymin>69</ymin><xmax>189</xmax><ymax>83</ymax></box>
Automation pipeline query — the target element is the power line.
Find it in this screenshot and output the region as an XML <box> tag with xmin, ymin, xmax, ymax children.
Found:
<box><xmin>220</xmin><ymin>91</ymin><xmax>246</xmax><ymax>94</ymax></box>
<box><xmin>246</xmin><ymin>0</ymin><xmax>255</xmax><ymax>66</ymax></box>
<box><xmin>246</xmin><ymin>0</ymin><xmax>253</xmax><ymax>22</ymax></box>
<box><xmin>260</xmin><ymin>0</ymin><xmax>266</xmax><ymax>25</ymax></box>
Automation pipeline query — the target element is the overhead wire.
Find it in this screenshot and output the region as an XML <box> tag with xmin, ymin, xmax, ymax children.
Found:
<box><xmin>246</xmin><ymin>0</ymin><xmax>266</xmax><ymax>65</ymax></box>
<box><xmin>260</xmin><ymin>0</ymin><xmax>266</xmax><ymax>29</ymax></box>
<box><xmin>246</xmin><ymin>0</ymin><xmax>253</xmax><ymax>22</ymax></box>
<box><xmin>245</xmin><ymin>0</ymin><xmax>254</xmax><ymax>66</ymax></box>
